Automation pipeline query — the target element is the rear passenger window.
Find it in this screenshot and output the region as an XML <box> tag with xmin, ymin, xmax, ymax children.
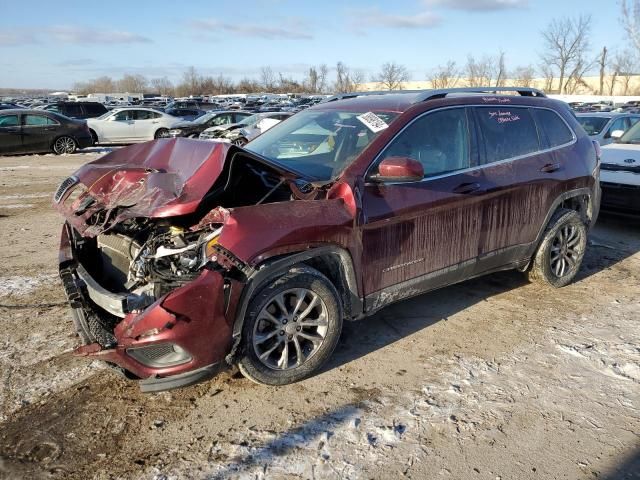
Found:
<box><xmin>380</xmin><ymin>107</ymin><xmax>470</xmax><ymax>178</ymax></box>
<box><xmin>532</xmin><ymin>109</ymin><xmax>574</xmax><ymax>147</ymax></box>
<box><xmin>476</xmin><ymin>107</ymin><xmax>539</xmax><ymax>163</ymax></box>
<box><xmin>24</xmin><ymin>114</ymin><xmax>58</xmax><ymax>126</ymax></box>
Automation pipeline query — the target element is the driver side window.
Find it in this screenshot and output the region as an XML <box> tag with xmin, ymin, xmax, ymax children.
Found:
<box><xmin>380</xmin><ymin>108</ymin><xmax>471</xmax><ymax>178</ymax></box>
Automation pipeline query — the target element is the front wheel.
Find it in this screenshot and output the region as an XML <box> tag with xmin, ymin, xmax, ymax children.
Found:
<box><xmin>527</xmin><ymin>208</ymin><xmax>588</xmax><ymax>288</ymax></box>
<box><xmin>154</xmin><ymin>128</ymin><xmax>169</xmax><ymax>139</ymax></box>
<box><xmin>232</xmin><ymin>137</ymin><xmax>248</xmax><ymax>147</ymax></box>
<box><xmin>52</xmin><ymin>136</ymin><xmax>77</xmax><ymax>155</ymax></box>
<box><xmin>238</xmin><ymin>266</ymin><xmax>343</xmax><ymax>386</ymax></box>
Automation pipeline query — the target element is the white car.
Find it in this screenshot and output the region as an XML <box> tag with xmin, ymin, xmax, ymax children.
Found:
<box><xmin>599</xmin><ymin>123</ymin><xmax>640</xmax><ymax>215</ymax></box>
<box><xmin>87</xmin><ymin>108</ymin><xmax>180</xmax><ymax>144</ymax></box>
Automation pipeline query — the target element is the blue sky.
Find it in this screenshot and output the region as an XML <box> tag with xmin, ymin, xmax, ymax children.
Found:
<box><xmin>0</xmin><ymin>0</ymin><xmax>627</xmax><ymax>89</ymax></box>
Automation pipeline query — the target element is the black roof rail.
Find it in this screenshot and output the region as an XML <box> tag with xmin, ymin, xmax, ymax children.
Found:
<box><xmin>321</xmin><ymin>90</ymin><xmax>424</xmax><ymax>103</ymax></box>
<box><xmin>321</xmin><ymin>87</ymin><xmax>546</xmax><ymax>104</ymax></box>
<box><xmin>413</xmin><ymin>87</ymin><xmax>546</xmax><ymax>102</ymax></box>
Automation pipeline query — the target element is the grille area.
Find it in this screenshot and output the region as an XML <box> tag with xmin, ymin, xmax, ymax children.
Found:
<box><xmin>54</xmin><ymin>176</ymin><xmax>78</xmax><ymax>203</ymax></box>
<box><xmin>126</xmin><ymin>343</ymin><xmax>192</xmax><ymax>367</ymax></box>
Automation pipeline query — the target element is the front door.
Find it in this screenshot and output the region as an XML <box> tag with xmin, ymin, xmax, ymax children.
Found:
<box><xmin>361</xmin><ymin>107</ymin><xmax>487</xmax><ymax>308</ymax></box>
<box><xmin>106</xmin><ymin>110</ymin><xmax>136</xmax><ymax>142</ymax></box>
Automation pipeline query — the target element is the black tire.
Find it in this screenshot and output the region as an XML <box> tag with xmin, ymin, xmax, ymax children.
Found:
<box><xmin>89</xmin><ymin>129</ymin><xmax>99</xmax><ymax>144</ymax></box>
<box><xmin>154</xmin><ymin>128</ymin><xmax>169</xmax><ymax>139</ymax></box>
<box><xmin>238</xmin><ymin>266</ymin><xmax>343</xmax><ymax>386</ymax></box>
<box><xmin>70</xmin><ymin>307</ymin><xmax>93</xmax><ymax>344</ymax></box>
<box><xmin>527</xmin><ymin>208</ymin><xmax>588</xmax><ymax>288</ymax></box>
<box><xmin>52</xmin><ymin>136</ymin><xmax>77</xmax><ymax>155</ymax></box>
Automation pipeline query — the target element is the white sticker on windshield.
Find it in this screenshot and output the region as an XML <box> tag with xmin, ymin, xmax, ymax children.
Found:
<box><xmin>356</xmin><ymin>112</ymin><xmax>389</xmax><ymax>133</ymax></box>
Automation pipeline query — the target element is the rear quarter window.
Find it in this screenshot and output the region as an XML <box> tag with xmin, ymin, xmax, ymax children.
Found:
<box><xmin>532</xmin><ymin>109</ymin><xmax>574</xmax><ymax>148</ymax></box>
<box><xmin>476</xmin><ymin>107</ymin><xmax>540</xmax><ymax>163</ymax></box>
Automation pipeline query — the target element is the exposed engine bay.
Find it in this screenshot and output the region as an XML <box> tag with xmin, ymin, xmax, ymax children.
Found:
<box><xmin>71</xmin><ymin>151</ymin><xmax>307</xmax><ymax>305</ymax></box>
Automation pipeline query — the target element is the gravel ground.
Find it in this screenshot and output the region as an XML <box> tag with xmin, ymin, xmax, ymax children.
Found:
<box><xmin>0</xmin><ymin>149</ymin><xmax>638</xmax><ymax>480</ymax></box>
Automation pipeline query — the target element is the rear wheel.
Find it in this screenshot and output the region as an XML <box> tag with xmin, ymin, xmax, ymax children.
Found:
<box><xmin>52</xmin><ymin>136</ymin><xmax>77</xmax><ymax>155</ymax></box>
<box><xmin>232</xmin><ymin>137</ymin><xmax>248</xmax><ymax>147</ymax></box>
<box><xmin>238</xmin><ymin>267</ymin><xmax>343</xmax><ymax>385</ymax></box>
<box><xmin>89</xmin><ymin>129</ymin><xmax>98</xmax><ymax>144</ymax></box>
<box><xmin>155</xmin><ymin>128</ymin><xmax>169</xmax><ymax>139</ymax></box>
<box><xmin>527</xmin><ymin>208</ymin><xmax>587</xmax><ymax>287</ymax></box>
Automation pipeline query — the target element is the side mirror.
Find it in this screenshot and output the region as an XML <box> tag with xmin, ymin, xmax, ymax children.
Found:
<box><xmin>371</xmin><ymin>156</ymin><xmax>424</xmax><ymax>183</ymax></box>
<box><xmin>610</xmin><ymin>130</ymin><xmax>625</xmax><ymax>140</ymax></box>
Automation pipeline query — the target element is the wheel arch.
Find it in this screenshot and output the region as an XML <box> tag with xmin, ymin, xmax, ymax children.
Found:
<box><xmin>524</xmin><ymin>187</ymin><xmax>597</xmax><ymax>268</ymax></box>
<box><xmin>225</xmin><ymin>245</ymin><xmax>362</xmax><ymax>364</ymax></box>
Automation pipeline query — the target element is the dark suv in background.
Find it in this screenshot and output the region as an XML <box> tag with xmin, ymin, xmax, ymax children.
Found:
<box><xmin>54</xmin><ymin>87</ymin><xmax>600</xmax><ymax>392</ymax></box>
<box><xmin>41</xmin><ymin>101</ymin><xmax>108</xmax><ymax>119</ymax></box>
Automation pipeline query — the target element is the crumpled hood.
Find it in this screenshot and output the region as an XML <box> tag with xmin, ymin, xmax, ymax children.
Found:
<box><xmin>53</xmin><ymin>138</ymin><xmax>232</xmax><ymax>236</ymax></box>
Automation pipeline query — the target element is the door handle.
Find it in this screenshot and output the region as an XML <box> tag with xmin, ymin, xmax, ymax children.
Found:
<box><xmin>540</xmin><ymin>162</ymin><xmax>561</xmax><ymax>173</ymax></box>
<box><xmin>453</xmin><ymin>182</ymin><xmax>483</xmax><ymax>194</ymax></box>
<box><xmin>151</xmin><ymin>121</ymin><xmax>159</xmax><ymax>124</ymax></box>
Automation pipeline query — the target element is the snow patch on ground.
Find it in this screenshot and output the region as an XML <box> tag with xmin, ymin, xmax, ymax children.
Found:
<box><xmin>0</xmin><ymin>274</ymin><xmax>59</xmax><ymax>297</ymax></box>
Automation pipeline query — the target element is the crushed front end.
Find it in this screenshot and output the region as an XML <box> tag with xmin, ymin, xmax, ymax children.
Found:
<box><xmin>58</xmin><ymin>217</ymin><xmax>238</xmax><ymax>392</ymax></box>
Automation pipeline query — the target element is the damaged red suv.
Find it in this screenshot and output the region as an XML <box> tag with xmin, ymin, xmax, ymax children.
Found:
<box><xmin>54</xmin><ymin>88</ymin><xmax>601</xmax><ymax>392</ymax></box>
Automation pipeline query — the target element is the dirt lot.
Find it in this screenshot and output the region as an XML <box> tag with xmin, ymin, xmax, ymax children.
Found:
<box><xmin>0</xmin><ymin>150</ymin><xmax>638</xmax><ymax>480</ymax></box>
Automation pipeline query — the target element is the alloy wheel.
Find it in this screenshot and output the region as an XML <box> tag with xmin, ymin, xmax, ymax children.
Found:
<box><xmin>550</xmin><ymin>224</ymin><xmax>583</xmax><ymax>277</ymax></box>
<box><xmin>53</xmin><ymin>136</ymin><xmax>76</xmax><ymax>154</ymax></box>
<box><xmin>252</xmin><ymin>288</ymin><xmax>328</xmax><ymax>371</ymax></box>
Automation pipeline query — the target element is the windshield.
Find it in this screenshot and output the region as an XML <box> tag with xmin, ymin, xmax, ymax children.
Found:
<box><xmin>239</xmin><ymin>114</ymin><xmax>263</xmax><ymax>127</ymax></box>
<box><xmin>578</xmin><ymin>117</ymin><xmax>610</xmax><ymax>135</ymax></box>
<box><xmin>194</xmin><ymin>112</ymin><xmax>216</xmax><ymax>124</ymax></box>
<box><xmin>245</xmin><ymin>109</ymin><xmax>399</xmax><ymax>180</ymax></box>
<box><xmin>619</xmin><ymin>121</ymin><xmax>640</xmax><ymax>144</ymax></box>
<box><xmin>95</xmin><ymin>111</ymin><xmax>113</xmax><ymax>120</ymax></box>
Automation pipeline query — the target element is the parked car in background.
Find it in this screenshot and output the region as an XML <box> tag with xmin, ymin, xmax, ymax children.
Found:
<box><xmin>39</xmin><ymin>101</ymin><xmax>108</xmax><ymax>120</ymax></box>
<box><xmin>168</xmin><ymin>111</ymin><xmax>252</xmax><ymax>138</ymax></box>
<box><xmin>54</xmin><ymin>87</ymin><xmax>600</xmax><ymax>392</ymax></box>
<box><xmin>599</xmin><ymin>122</ymin><xmax>640</xmax><ymax>215</ymax></box>
<box><xmin>0</xmin><ymin>109</ymin><xmax>93</xmax><ymax>155</ymax></box>
<box><xmin>0</xmin><ymin>103</ymin><xmax>23</xmax><ymax>110</ymax></box>
<box><xmin>199</xmin><ymin>112</ymin><xmax>292</xmax><ymax>141</ymax></box>
<box><xmin>87</xmin><ymin>107</ymin><xmax>180</xmax><ymax>144</ymax></box>
<box><xmin>164</xmin><ymin>108</ymin><xmax>206</xmax><ymax>121</ymax></box>
<box><xmin>223</xmin><ymin>114</ymin><xmax>292</xmax><ymax>146</ymax></box>
<box><xmin>576</xmin><ymin>112</ymin><xmax>640</xmax><ymax>146</ymax></box>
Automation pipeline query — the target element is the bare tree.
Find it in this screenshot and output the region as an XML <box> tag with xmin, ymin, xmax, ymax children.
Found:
<box><xmin>512</xmin><ymin>66</ymin><xmax>536</xmax><ymax>87</ymax></box>
<box><xmin>236</xmin><ymin>77</ymin><xmax>261</xmax><ymax>93</ymax></box>
<box><xmin>373</xmin><ymin>62</ymin><xmax>410</xmax><ymax>90</ymax></box>
<box><xmin>429</xmin><ymin>61</ymin><xmax>459</xmax><ymax>88</ymax></box>
<box><xmin>117</xmin><ymin>74</ymin><xmax>147</xmax><ymax>93</ymax></box>
<box><xmin>259</xmin><ymin>66</ymin><xmax>276</xmax><ymax>91</ymax></box>
<box><xmin>611</xmin><ymin>51</ymin><xmax>638</xmax><ymax>95</ymax></box>
<box><xmin>150</xmin><ymin>77</ymin><xmax>174</xmax><ymax>95</ymax></box>
<box><xmin>176</xmin><ymin>67</ymin><xmax>201</xmax><ymax>96</ymax></box>
<box><xmin>465</xmin><ymin>55</ymin><xmax>493</xmax><ymax>86</ymax></box>
<box><xmin>564</xmin><ymin>56</ymin><xmax>595</xmax><ymax>94</ymax></box>
<box><xmin>334</xmin><ymin>62</ymin><xmax>360</xmax><ymax>93</ymax></box>
<box><xmin>540</xmin><ymin>15</ymin><xmax>592</xmax><ymax>94</ymax></box>
<box><xmin>494</xmin><ymin>51</ymin><xmax>507</xmax><ymax>87</ymax></box>
<box><xmin>306</xmin><ymin>67</ymin><xmax>319</xmax><ymax>92</ymax></box>
<box><xmin>621</xmin><ymin>0</ymin><xmax>640</xmax><ymax>51</ymax></box>
<box><xmin>539</xmin><ymin>63</ymin><xmax>556</xmax><ymax>92</ymax></box>
<box><xmin>317</xmin><ymin>64</ymin><xmax>329</xmax><ymax>93</ymax></box>
<box><xmin>598</xmin><ymin>46</ymin><xmax>609</xmax><ymax>95</ymax></box>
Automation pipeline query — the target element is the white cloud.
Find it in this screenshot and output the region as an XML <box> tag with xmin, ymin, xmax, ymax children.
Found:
<box><xmin>356</xmin><ymin>9</ymin><xmax>441</xmax><ymax>29</ymax></box>
<box><xmin>188</xmin><ymin>19</ymin><xmax>313</xmax><ymax>40</ymax></box>
<box><xmin>0</xmin><ymin>30</ymin><xmax>38</xmax><ymax>47</ymax></box>
<box><xmin>48</xmin><ymin>26</ymin><xmax>152</xmax><ymax>44</ymax></box>
<box><xmin>423</xmin><ymin>0</ymin><xmax>528</xmax><ymax>11</ymax></box>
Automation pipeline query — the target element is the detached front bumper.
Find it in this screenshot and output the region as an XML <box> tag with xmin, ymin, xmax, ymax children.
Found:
<box><xmin>59</xmin><ymin>224</ymin><xmax>234</xmax><ymax>392</ymax></box>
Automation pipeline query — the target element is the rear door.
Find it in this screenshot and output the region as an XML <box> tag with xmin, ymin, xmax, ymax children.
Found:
<box><xmin>473</xmin><ymin>106</ymin><xmax>573</xmax><ymax>268</ymax></box>
<box><xmin>361</xmin><ymin>107</ymin><xmax>487</xmax><ymax>303</ymax></box>
<box><xmin>21</xmin><ymin>113</ymin><xmax>61</xmax><ymax>152</ymax></box>
<box><xmin>0</xmin><ymin>113</ymin><xmax>22</xmax><ymax>154</ymax></box>
<box><xmin>133</xmin><ymin>110</ymin><xmax>162</xmax><ymax>140</ymax></box>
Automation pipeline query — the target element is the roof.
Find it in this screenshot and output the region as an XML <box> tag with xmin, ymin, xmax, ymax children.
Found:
<box><xmin>315</xmin><ymin>87</ymin><xmax>547</xmax><ymax>113</ymax></box>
